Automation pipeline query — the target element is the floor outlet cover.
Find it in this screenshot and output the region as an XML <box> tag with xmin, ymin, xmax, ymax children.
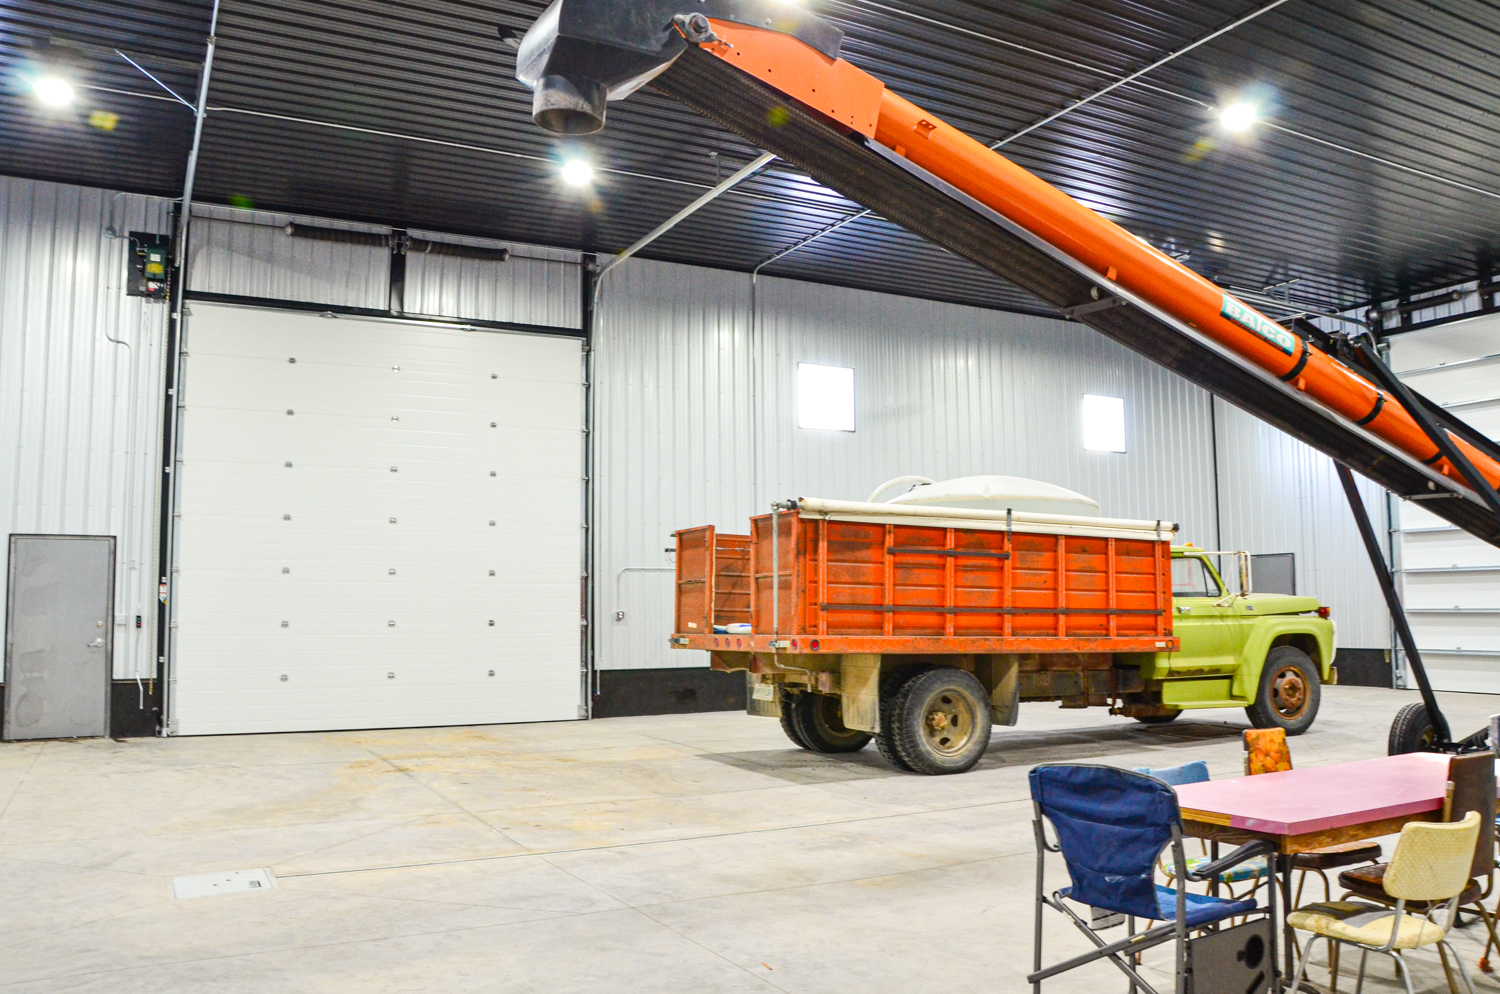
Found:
<box><xmin>170</xmin><ymin>868</ymin><xmax>277</xmax><ymax>900</ymax></box>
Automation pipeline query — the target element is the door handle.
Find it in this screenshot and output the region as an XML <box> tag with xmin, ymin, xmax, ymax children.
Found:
<box><xmin>87</xmin><ymin>638</ymin><xmax>104</xmax><ymax>648</ymax></box>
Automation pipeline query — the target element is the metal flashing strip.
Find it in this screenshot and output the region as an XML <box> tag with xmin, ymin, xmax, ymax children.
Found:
<box><xmin>184</xmin><ymin>291</ymin><xmax>583</xmax><ymax>338</ymax></box>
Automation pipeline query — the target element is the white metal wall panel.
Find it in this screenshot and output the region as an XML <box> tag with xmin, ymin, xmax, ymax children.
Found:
<box><xmin>1211</xmin><ymin>400</ymin><xmax>1389</xmax><ymax>651</ymax></box>
<box><xmin>172</xmin><ymin>303</ymin><xmax>581</xmax><ymax>734</ymax></box>
<box><xmin>403</xmin><ymin>232</ymin><xmax>581</xmax><ymax>329</ymax></box>
<box><xmin>593</xmin><ymin>259</ymin><xmax>1220</xmax><ymax>671</ymax></box>
<box><xmin>1389</xmin><ymin>314</ymin><xmax>1500</xmax><ymax>692</ymax></box>
<box><xmin>187</xmin><ymin>206</ymin><xmax>391</xmax><ymax>309</ymax></box>
<box><xmin>0</xmin><ymin>177</ymin><xmax>170</xmax><ymax>681</ymax></box>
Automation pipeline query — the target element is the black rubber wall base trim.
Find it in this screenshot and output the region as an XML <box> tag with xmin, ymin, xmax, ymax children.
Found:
<box><xmin>593</xmin><ymin>667</ymin><xmax>747</xmax><ymax>718</ymax></box>
<box><xmin>1336</xmin><ymin>649</ymin><xmax>1394</xmax><ymax>688</ymax></box>
<box><xmin>0</xmin><ymin>680</ymin><xmax>159</xmax><ymax>739</ymax></box>
<box><xmin>110</xmin><ymin>681</ymin><xmax>161</xmax><ymax>737</ymax></box>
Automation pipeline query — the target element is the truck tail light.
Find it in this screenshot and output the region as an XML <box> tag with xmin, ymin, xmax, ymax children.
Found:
<box><xmin>1317</xmin><ymin>606</ymin><xmax>1331</xmax><ymax>619</ymax></box>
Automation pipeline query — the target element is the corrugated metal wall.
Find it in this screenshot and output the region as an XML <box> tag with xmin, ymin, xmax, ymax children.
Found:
<box><xmin>187</xmin><ymin>208</ymin><xmax>582</xmax><ymax>328</ymax></box>
<box><xmin>1212</xmin><ymin>399</ymin><xmax>1389</xmax><ymax>652</ymax></box>
<box><xmin>404</xmin><ymin>231</ymin><xmax>581</xmax><ymax>329</ymax></box>
<box><xmin>187</xmin><ymin>206</ymin><xmax>391</xmax><ymax>310</ymax></box>
<box><xmin>0</xmin><ymin>180</ymin><xmax>1391</xmax><ymax>696</ymax></box>
<box><xmin>0</xmin><ymin>177</ymin><xmax>172</xmax><ymax>681</ymax></box>
<box><xmin>593</xmin><ymin>258</ymin><xmax>1223</xmax><ymax>671</ymax></box>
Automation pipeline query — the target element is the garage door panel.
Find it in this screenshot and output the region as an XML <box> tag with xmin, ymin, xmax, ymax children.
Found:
<box><xmin>1402</xmin><ymin>570</ymin><xmax>1500</xmax><ymax>610</ymax></box>
<box><xmin>183</xmin><ymin>377</ymin><xmax>582</xmax><ymax>425</ymax></box>
<box><xmin>190</xmin><ymin>320</ymin><xmax>578</xmax><ymax>371</ymax></box>
<box><xmin>1391</xmin><ymin>317</ymin><xmax>1500</xmax><ymax>693</ymax></box>
<box><xmin>1399</xmin><ymin>530</ymin><xmax>1500</xmax><ymax>570</ymax></box>
<box><xmin>173</xmin><ymin>304</ymin><xmax>582</xmax><ymax>735</ymax></box>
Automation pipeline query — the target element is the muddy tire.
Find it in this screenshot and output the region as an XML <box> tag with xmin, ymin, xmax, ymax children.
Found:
<box><xmin>888</xmin><ymin>667</ymin><xmax>992</xmax><ymax>775</ymax></box>
<box><xmin>1246</xmin><ymin>646</ymin><xmax>1320</xmax><ymax>735</ymax></box>
<box><xmin>790</xmin><ymin>692</ymin><xmax>872</xmax><ymax>753</ymax></box>
<box><xmin>779</xmin><ymin>689</ymin><xmax>813</xmax><ymax>750</ymax></box>
<box><xmin>875</xmin><ymin>667</ymin><xmax>926</xmax><ymax>772</ymax></box>
<box><xmin>1133</xmin><ymin>711</ymin><xmax>1182</xmax><ymax>725</ymax></box>
<box><xmin>1388</xmin><ymin>702</ymin><xmax>1440</xmax><ymax>755</ymax></box>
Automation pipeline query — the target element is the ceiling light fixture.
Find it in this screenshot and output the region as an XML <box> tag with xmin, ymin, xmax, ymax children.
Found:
<box><xmin>561</xmin><ymin>159</ymin><xmax>594</xmax><ymax>186</ymax></box>
<box><xmin>1219</xmin><ymin>102</ymin><xmax>1257</xmax><ymax>132</ymax></box>
<box><xmin>33</xmin><ymin>75</ymin><xmax>76</xmax><ymax>108</ymax></box>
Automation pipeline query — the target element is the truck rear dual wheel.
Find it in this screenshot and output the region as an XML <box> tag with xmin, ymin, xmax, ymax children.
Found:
<box><xmin>1246</xmin><ymin>646</ymin><xmax>1321</xmax><ymax>735</ymax></box>
<box><xmin>881</xmin><ymin>667</ymin><xmax>992</xmax><ymax>775</ymax></box>
<box><xmin>779</xmin><ymin>690</ymin><xmax>871</xmax><ymax>753</ymax></box>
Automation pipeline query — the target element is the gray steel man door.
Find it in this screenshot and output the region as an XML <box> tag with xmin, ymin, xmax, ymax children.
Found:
<box><xmin>4</xmin><ymin>535</ymin><xmax>114</xmax><ymax>740</ymax></box>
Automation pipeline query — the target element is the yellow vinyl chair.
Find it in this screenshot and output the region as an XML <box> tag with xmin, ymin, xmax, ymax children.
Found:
<box><xmin>1286</xmin><ymin>810</ymin><xmax>1482</xmax><ymax>994</ymax></box>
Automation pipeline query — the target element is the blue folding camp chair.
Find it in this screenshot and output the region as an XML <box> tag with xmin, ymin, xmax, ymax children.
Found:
<box><xmin>1029</xmin><ymin>764</ymin><xmax>1278</xmax><ymax>994</ymax></box>
<box><xmin>1134</xmin><ymin>761</ymin><xmax>1269</xmax><ymax>903</ymax></box>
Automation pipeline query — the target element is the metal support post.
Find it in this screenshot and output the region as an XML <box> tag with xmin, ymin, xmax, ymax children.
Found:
<box><xmin>1337</xmin><ymin>463</ymin><xmax>1452</xmax><ymax>746</ymax></box>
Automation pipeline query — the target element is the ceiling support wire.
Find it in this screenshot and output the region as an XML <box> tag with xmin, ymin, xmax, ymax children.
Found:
<box><xmin>598</xmin><ymin>151</ymin><xmax>776</xmax><ymax>278</ymax></box>
<box><xmin>755</xmin><ymin>0</ymin><xmax>1499</xmax><ymax>276</ymax></box>
<box><xmin>114</xmin><ymin>50</ymin><xmax>196</xmax><ymax>109</ymax></box>
<box><xmin>981</xmin><ymin>0</ymin><xmax>1298</xmax><ymax>148</ymax></box>
<box><xmin>747</xmin><ymin>0</ymin><xmax>1292</xmax><ymax>272</ymax></box>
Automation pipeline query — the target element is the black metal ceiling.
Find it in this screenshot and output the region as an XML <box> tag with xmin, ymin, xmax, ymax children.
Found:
<box><xmin>4</xmin><ymin>0</ymin><xmax>1499</xmax><ymax>317</ymax></box>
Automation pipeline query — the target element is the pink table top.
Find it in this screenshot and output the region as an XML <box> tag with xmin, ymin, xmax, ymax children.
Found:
<box><xmin>1173</xmin><ymin>752</ymin><xmax>1453</xmax><ymax>837</ymax></box>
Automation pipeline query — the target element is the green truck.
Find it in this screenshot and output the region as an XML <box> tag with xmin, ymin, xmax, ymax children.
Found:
<box><xmin>1145</xmin><ymin>546</ymin><xmax>1336</xmax><ymax>734</ymax></box>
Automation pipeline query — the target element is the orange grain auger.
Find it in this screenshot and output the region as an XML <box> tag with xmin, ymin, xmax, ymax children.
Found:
<box><xmin>517</xmin><ymin>0</ymin><xmax>1500</xmax><ymax>750</ymax></box>
<box><xmin>514</xmin><ymin>0</ymin><xmax>1500</xmax><ymax>546</ymax></box>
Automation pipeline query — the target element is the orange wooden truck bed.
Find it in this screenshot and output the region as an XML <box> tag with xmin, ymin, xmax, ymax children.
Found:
<box><xmin>672</xmin><ymin>500</ymin><xmax>1179</xmax><ymax>656</ymax></box>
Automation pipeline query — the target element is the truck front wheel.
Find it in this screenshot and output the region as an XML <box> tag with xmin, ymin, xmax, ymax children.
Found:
<box><xmin>1246</xmin><ymin>646</ymin><xmax>1321</xmax><ymax>735</ymax></box>
<box><xmin>887</xmin><ymin>667</ymin><xmax>992</xmax><ymax>775</ymax></box>
<box><xmin>789</xmin><ymin>692</ymin><xmax>872</xmax><ymax>753</ymax></box>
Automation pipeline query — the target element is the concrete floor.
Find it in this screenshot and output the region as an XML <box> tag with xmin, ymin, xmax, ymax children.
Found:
<box><xmin>3</xmin><ymin>687</ymin><xmax>1500</xmax><ymax>993</ymax></box>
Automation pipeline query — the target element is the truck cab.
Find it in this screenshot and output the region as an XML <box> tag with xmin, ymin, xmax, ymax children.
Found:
<box><xmin>1151</xmin><ymin>546</ymin><xmax>1336</xmax><ymax>733</ymax></box>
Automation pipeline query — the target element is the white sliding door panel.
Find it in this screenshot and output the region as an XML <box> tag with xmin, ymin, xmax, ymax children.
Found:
<box><xmin>1390</xmin><ymin>315</ymin><xmax>1500</xmax><ymax>693</ymax></box>
<box><xmin>173</xmin><ymin>303</ymin><xmax>582</xmax><ymax>734</ymax></box>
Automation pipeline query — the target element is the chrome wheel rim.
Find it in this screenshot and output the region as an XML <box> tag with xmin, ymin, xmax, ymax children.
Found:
<box><xmin>921</xmin><ymin>690</ymin><xmax>976</xmax><ymax>757</ymax></box>
<box><xmin>1270</xmin><ymin>665</ymin><xmax>1309</xmax><ymax>720</ymax></box>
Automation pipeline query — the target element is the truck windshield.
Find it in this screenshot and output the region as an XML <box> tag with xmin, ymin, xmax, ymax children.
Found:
<box><xmin>1171</xmin><ymin>557</ymin><xmax>1222</xmax><ymax>598</ymax></box>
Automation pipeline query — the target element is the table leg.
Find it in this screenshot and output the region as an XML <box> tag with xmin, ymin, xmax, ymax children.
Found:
<box><xmin>1281</xmin><ymin>854</ymin><xmax>1295</xmax><ymax>991</ymax></box>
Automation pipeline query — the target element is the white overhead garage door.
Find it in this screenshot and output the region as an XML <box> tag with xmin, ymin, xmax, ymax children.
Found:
<box><xmin>171</xmin><ymin>303</ymin><xmax>582</xmax><ymax>734</ymax></box>
<box><xmin>1390</xmin><ymin>314</ymin><xmax>1500</xmax><ymax>693</ymax></box>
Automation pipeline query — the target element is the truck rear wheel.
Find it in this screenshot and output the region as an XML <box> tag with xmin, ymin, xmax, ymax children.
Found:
<box><xmin>1246</xmin><ymin>646</ymin><xmax>1320</xmax><ymax>735</ymax></box>
<box><xmin>790</xmin><ymin>692</ymin><xmax>871</xmax><ymax>753</ymax></box>
<box><xmin>779</xmin><ymin>689</ymin><xmax>813</xmax><ymax>750</ymax></box>
<box><xmin>1388</xmin><ymin>702</ymin><xmax>1440</xmax><ymax>755</ymax></box>
<box><xmin>887</xmin><ymin>667</ymin><xmax>992</xmax><ymax>775</ymax></box>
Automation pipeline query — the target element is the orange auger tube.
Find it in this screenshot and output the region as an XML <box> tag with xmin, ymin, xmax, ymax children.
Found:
<box><xmin>872</xmin><ymin>91</ymin><xmax>1500</xmax><ymax>494</ymax></box>
<box><xmin>701</xmin><ymin>22</ymin><xmax>1500</xmax><ymax>495</ymax></box>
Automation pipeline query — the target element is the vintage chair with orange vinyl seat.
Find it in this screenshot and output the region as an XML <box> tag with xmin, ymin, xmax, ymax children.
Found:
<box><xmin>1243</xmin><ymin>728</ymin><xmax>1384</xmax><ymax>904</ymax></box>
<box><xmin>1337</xmin><ymin>752</ymin><xmax>1498</xmax><ymax>989</ymax></box>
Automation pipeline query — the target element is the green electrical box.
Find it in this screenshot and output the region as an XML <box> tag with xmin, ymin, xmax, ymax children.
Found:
<box><xmin>127</xmin><ymin>232</ymin><xmax>171</xmax><ymax>301</ymax></box>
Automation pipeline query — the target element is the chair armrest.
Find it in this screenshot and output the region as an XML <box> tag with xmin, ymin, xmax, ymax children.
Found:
<box><xmin>1186</xmin><ymin>838</ymin><xmax>1277</xmax><ymax>882</ymax></box>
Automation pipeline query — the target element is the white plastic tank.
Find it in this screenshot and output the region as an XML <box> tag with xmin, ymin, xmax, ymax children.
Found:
<box><xmin>869</xmin><ymin>475</ymin><xmax>1100</xmax><ymax>517</ymax></box>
